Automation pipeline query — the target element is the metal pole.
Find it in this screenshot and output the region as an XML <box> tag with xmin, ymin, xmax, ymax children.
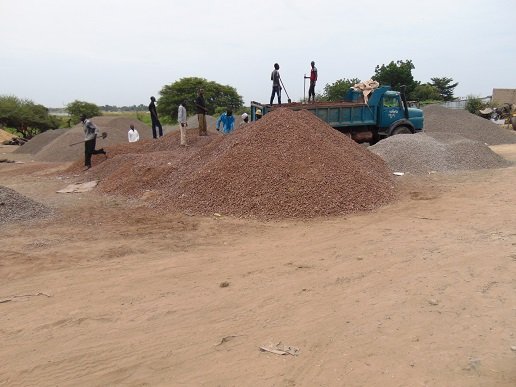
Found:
<box><xmin>303</xmin><ymin>74</ymin><xmax>306</xmax><ymax>103</ymax></box>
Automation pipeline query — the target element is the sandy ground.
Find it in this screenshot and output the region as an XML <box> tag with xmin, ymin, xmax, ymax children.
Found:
<box><xmin>1</xmin><ymin>144</ymin><xmax>516</xmax><ymax>386</ymax></box>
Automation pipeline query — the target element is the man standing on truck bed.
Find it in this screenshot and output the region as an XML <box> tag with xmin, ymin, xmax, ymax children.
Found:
<box><xmin>270</xmin><ymin>63</ymin><xmax>282</xmax><ymax>105</ymax></box>
<box><xmin>308</xmin><ymin>61</ymin><xmax>317</xmax><ymax>103</ymax></box>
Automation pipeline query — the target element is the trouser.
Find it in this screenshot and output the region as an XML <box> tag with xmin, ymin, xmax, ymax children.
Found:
<box><xmin>180</xmin><ymin>123</ymin><xmax>187</xmax><ymax>145</ymax></box>
<box><xmin>270</xmin><ymin>86</ymin><xmax>281</xmax><ymax>104</ymax></box>
<box><xmin>84</xmin><ymin>138</ymin><xmax>104</xmax><ymax>167</ymax></box>
<box><xmin>198</xmin><ymin>113</ymin><xmax>207</xmax><ymax>136</ymax></box>
<box><xmin>309</xmin><ymin>81</ymin><xmax>316</xmax><ymax>100</ymax></box>
<box><xmin>151</xmin><ymin>118</ymin><xmax>163</xmax><ymax>138</ymax></box>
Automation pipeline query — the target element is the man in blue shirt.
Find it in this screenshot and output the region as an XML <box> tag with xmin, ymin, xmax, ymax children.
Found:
<box><xmin>216</xmin><ymin>109</ymin><xmax>235</xmax><ymax>134</ymax></box>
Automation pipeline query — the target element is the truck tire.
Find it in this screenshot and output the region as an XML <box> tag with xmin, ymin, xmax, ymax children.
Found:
<box><xmin>391</xmin><ymin>126</ymin><xmax>413</xmax><ymax>135</ymax></box>
<box><xmin>511</xmin><ymin>116</ymin><xmax>516</xmax><ymax>131</ymax></box>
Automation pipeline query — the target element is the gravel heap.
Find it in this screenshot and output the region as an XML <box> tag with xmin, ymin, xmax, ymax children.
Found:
<box><xmin>13</xmin><ymin>128</ymin><xmax>67</xmax><ymax>154</ymax></box>
<box><xmin>17</xmin><ymin>117</ymin><xmax>152</xmax><ymax>162</ymax></box>
<box><xmin>0</xmin><ymin>186</ymin><xmax>54</xmax><ymax>225</ymax></box>
<box><xmin>369</xmin><ymin>133</ymin><xmax>512</xmax><ymax>174</ymax></box>
<box><xmin>423</xmin><ymin>105</ymin><xmax>516</xmax><ymax>145</ymax></box>
<box><xmin>86</xmin><ymin>108</ymin><xmax>396</xmax><ymax>219</ymax></box>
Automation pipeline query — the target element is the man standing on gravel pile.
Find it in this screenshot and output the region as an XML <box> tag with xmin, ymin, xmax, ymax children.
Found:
<box><xmin>194</xmin><ymin>88</ymin><xmax>208</xmax><ymax>136</ymax></box>
<box><xmin>80</xmin><ymin>115</ymin><xmax>106</xmax><ymax>171</ymax></box>
<box><xmin>178</xmin><ymin>101</ymin><xmax>188</xmax><ymax>146</ymax></box>
<box><xmin>128</xmin><ymin>124</ymin><xmax>140</xmax><ymax>142</ymax></box>
<box><xmin>149</xmin><ymin>96</ymin><xmax>163</xmax><ymax>139</ymax></box>
<box><xmin>216</xmin><ymin>109</ymin><xmax>235</xmax><ymax>134</ymax></box>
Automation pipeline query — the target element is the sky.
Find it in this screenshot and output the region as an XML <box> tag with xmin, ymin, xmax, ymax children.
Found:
<box><xmin>1</xmin><ymin>0</ymin><xmax>515</xmax><ymax>108</ymax></box>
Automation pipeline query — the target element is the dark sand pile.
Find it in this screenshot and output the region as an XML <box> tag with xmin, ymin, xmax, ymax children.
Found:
<box><xmin>77</xmin><ymin>108</ymin><xmax>396</xmax><ymax>219</ymax></box>
<box><xmin>423</xmin><ymin>105</ymin><xmax>516</xmax><ymax>145</ymax></box>
<box><xmin>0</xmin><ymin>186</ymin><xmax>54</xmax><ymax>225</ymax></box>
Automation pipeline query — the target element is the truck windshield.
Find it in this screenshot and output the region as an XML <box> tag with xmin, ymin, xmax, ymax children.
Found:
<box><xmin>383</xmin><ymin>95</ymin><xmax>400</xmax><ymax>108</ymax></box>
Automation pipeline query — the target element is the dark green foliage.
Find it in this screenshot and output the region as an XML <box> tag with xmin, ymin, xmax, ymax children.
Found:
<box><xmin>65</xmin><ymin>100</ymin><xmax>102</xmax><ymax>123</ymax></box>
<box><xmin>412</xmin><ymin>84</ymin><xmax>442</xmax><ymax>102</ymax></box>
<box><xmin>372</xmin><ymin>60</ymin><xmax>419</xmax><ymax>96</ymax></box>
<box><xmin>321</xmin><ymin>78</ymin><xmax>361</xmax><ymax>101</ymax></box>
<box><xmin>465</xmin><ymin>95</ymin><xmax>487</xmax><ymax>114</ymax></box>
<box><xmin>158</xmin><ymin>77</ymin><xmax>244</xmax><ymax>121</ymax></box>
<box><xmin>430</xmin><ymin>77</ymin><xmax>459</xmax><ymax>101</ymax></box>
<box><xmin>0</xmin><ymin>95</ymin><xmax>60</xmax><ymax>138</ymax></box>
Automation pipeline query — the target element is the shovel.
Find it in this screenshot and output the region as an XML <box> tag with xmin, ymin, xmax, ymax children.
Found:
<box><xmin>69</xmin><ymin>132</ymin><xmax>108</xmax><ymax>146</ymax></box>
<box><xmin>279</xmin><ymin>78</ymin><xmax>292</xmax><ymax>103</ymax></box>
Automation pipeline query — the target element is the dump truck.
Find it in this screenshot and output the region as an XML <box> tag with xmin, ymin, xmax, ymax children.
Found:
<box><xmin>250</xmin><ymin>86</ymin><xmax>424</xmax><ymax>143</ymax></box>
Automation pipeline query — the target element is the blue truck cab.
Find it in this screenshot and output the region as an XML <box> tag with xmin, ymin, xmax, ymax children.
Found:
<box><xmin>250</xmin><ymin>85</ymin><xmax>424</xmax><ymax>144</ymax></box>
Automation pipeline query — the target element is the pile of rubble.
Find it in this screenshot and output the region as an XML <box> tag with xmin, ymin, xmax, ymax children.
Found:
<box><xmin>0</xmin><ymin>186</ymin><xmax>54</xmax><ymax>225</ymax></box>
<box><xmin>369</xmin><ymin>133</ymin><xmax>511</xmax><ymax>174</ymax></box>
<box><xmin>86</xmin><ymin>108</ymin><xmax>396</xmax><ymax>219</ymax></box>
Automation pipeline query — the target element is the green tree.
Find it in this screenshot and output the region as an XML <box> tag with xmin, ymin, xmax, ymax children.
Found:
<box><xmin>411</xmin><ymin>84</ymin><xmax>442</xmax><ymax>102</ymax></box>
<box><xmin>465</xmin><ymin>95</ymin><xmax>487</xmax><ymax>114</ymax></box>
<box><xmin>0</xmin><ymin>95</ymin><xmax>60</xmax><ymax>137</ymax></box>
<box><xmin>430</xmin><ymin>77</ymin><xmax>459</xmax><ymax>101</ymax></box>
<box><xmin>321</xmin><ymin>78</ymin><xmax>361</xmax><ymax>101</ymax></box>
<box><xmin>158</xmin><ymin>77</ymin><xmax>244</xmax><ymax>121</ymax></box>
<box><xmin>65</xmin><ymin>100</ymin><xmax>102</xmax><ymax>123</ymax></box>
<box><xmin>372</xmin><ymin>60</ymin><xmax>419</xmax><ymax>96</ymax></box>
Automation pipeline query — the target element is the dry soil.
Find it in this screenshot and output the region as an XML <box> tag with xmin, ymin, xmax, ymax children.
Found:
<box><xmin>0</xmin><ymin>144</ymin><xmax>515</xmax><ymax>386</ymax></box>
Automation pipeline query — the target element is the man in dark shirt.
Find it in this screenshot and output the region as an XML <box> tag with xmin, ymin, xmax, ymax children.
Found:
<box><xmin>270</xmin><ymin>63</ymin><xmax>282</xmax><ymax>105</ymax></box>
<box><xmin>149</xmin><ymin>96</ymin><xmax>163</xmax><ymax>139</ymax></box>
<box><xmin>194</xmin><ymin>88</ymin><xmax>208</xmax><ymax>136</ymax></box>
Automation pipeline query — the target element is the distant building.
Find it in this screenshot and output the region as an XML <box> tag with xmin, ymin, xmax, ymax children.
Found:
<box><xmin>492</xmin><ymin>88</ymin><xmax>516</xmax><ymax>105</ymax></box>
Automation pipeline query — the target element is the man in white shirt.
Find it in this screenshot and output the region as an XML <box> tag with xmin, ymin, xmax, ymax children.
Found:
<box><xmin>128</xmin><ymin>124</ymin><xmax>140</xmax><ymax>142</ymax></box>
<box><xmin>178</xmin><ymin>102</ymin><xmax>188</xmax><ymax>146</ymax></box>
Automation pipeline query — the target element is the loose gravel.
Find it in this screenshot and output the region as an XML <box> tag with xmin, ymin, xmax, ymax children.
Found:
<box><xmin>83</xmin><ymin>108</ymin><xmax>396</xmax><ymax>219</ymax></box>
<box><xmin>0</xmin><ymin>185</ymin><xmax>54</xmax><ymax>225</ymax></box>
<box><xmin>423</xmin><ymin>105</ymin><xmax>516</xmax><ymax>145</ymax></box>
<box><xmin>13</xmin><ymin>128</ymin><xmax>67</xmax><ymax>154</ymax></box>
<box><xmin>369</xmin><ymin>133</ymin><xmax>512</xmax><ymax>174</ymax></box>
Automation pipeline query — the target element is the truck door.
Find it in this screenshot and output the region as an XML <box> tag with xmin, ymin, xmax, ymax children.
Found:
<box><xmin>379</xmin><ymin>94</ymin><xmax>404</xmax><ymax>128</ymax></box>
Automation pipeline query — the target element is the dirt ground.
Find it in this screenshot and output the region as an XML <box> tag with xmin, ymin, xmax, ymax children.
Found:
<box><xmin>1</xmin><ymin>144</ymin><xmax>516</xmax><ymax>386</ymax></box>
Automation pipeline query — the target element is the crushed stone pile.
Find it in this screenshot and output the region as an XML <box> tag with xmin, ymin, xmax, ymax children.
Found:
<box><xmin>369</xmin><ymin>133</ymin><xmax>512</xmax><ymax>174</ymax></box>
<box><xmin>82</xmin><ymin>108</ymin><xmax>396</xmax><ymax>219</ymax></box>
<box><xmin>423</xmin><ymin>105</ymin><xmax>516</xmax><ymax>145</ymax></box>
<box><xmin>0</xmin><ymin>186</ymin><xmax>54</xmax><ymax>225</ymax></box>
<box><xmin>14</xmin><ymin>128</ymin><xmax>67</xmax><ymax>154</ymax></box>
<box><xmin>17</xmin><ymin>117</ymin><xmax>153</xmax><ymax>162</ymax></box>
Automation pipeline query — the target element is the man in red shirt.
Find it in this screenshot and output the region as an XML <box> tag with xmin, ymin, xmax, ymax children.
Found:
<box><xmin>308</xmin><ymin>61</ymin><xmax>318</xmax><ymax>103</ymax></box>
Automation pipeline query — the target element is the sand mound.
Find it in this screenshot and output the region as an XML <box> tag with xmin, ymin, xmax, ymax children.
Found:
<box><xmin>423</xmin><ymin>105</ymin><xmax>516</xmax><ymax>145</ymax></box>
<box><xmin>370</xmin><ymin>133</ymin><xmax>512</xmax><ymax>174</ymax></box>
<box><xmin>82</xmin><ymin>108</ymin><xmax>396</xmax><ymax>219</ymax></box>
<box><xmin>0</xmin><ymin>129</ymin><xmax>17</xmax><ymax>142</ymax></box>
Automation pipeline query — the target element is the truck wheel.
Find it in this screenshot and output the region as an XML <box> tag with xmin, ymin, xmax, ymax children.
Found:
<box><xmin>511</xmin><ymin>116</ymin><xmax>516</xmax><ymax>131</ymax></box>
<box><xmin>391</xmin><ymin>126</ymin><xmax>413</xmax><ymax>135</ymax></box>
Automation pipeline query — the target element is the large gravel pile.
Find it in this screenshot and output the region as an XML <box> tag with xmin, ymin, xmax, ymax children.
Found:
<box><xmin>0</xmin><ymin>186</ymin><xmax>54</xmax><ymax>225</ymax></box>
<box><xmin>423</xmin><ymin>105</ymin><xmax>516</xmax><ymax>145</ymax></box>
<box><xmin>85</xmin><ymin>108</ymin><xmax>396</xmax><ymax>219</ymax></box>
<box><xmin>23</xmin><ymin>117</ymin><xmax>153</xmax><ymax>162</ymax></box>
<box><xmin>369</xmin><ymin>133</ymin><xmax>512</xmax><ymax>174</ymax></box>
